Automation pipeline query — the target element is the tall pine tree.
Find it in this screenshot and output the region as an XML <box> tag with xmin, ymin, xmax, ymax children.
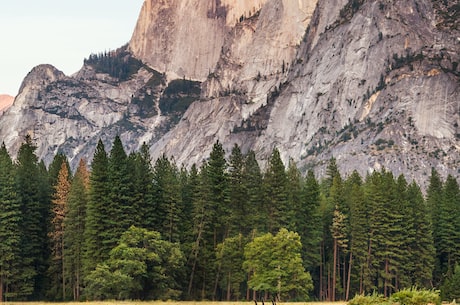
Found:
<box><xmin>84</xmin><ymin>140</ymin><xmax>110</xmax><ymax>276</ymax></box>
<box><xmin>0</xmin><ymin>144</ymin><xmax>21</xmax><ymax>301</ymax></box>
<box><xmin>48</xmin><ymin>162</ymin><xmax>71</xmax><ymax>300</ymax></box>
<box><xmin>16</xmin><ymin>135</ymin><xmax>50</xmax><ymax>299</ymax></box>
<box><xmin>63</xmin><ymin>159</ymin><xmax>89</xmax><ymax>300</ymax></box>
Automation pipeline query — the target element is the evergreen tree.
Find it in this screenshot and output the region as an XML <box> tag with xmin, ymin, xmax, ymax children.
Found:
<box><xmin>48</xmin><ymin>153</ymin><xmax>71</xmax><ymax>187</ymax></box>
<box><xmin>344</xmin><ymin>171</ymin><xmax>368</xmax><ymax>298</ymax></box>
<box><xmin>437</xmin><ymin>175</ymin><xmax>460</xmax><ymax>279</ymax></box>
<box><xmin>0</xmin><ymin>144</ymin><xmax>21</xmax><ymax>301</ymax></box>
<box><xmin>63</xmin><ymin>159</ymin><xmax>89</xmax><ymax>301</ymax></box>
<box><xmin>286</xmin><ymin>158</ymin><xmax>303</xmax><ymax>232</ymax></box>
<box><xmin>152</xmin><ymin>154</ymin><xmax>182</xmax><ymax>242</ymax></box>
<box><xmin>84</xmin><ymin>140</ymin><xmax>110</xmax><ymax>276</ymax></box>
<box><xmin>106</xmin><ymin>136</ymin><xmax>136</xmax><ymax>249</ymax></box>
<box><xmin>48</xmin><ymin>162</ymin><xmax>71</xmax><ymax>300</ymax></box>
<box><xmin>242</xmin><ymin>150</ymin><xmax>264</xmax><ymax>234</ymax></box>
<box><xmin>228</xmin><ymin>144</ymin><xmax>248</xmax><ymax>236</ymax></box>
<box><xmin>188</xmin><ymin>141</ymin><xmax>229</xmax><ymax>299</ymax></box>
<box><xmin>263</xmin><ymin>148</ymin><xmax>288</xmax><ymax>233</ymax></box>
<box><xmin>406</xmin><ymin>181</ymin><xmax>435</xmax><ymax>288</ymax></box>
<box><xmin>131</xmin><ymin>143</ymin><xmax>155</xmax><ymax>230</ymax></box>
<box><xmin>16</xmin><ymin>135</ymin><xmax>50</xmax><ymax>299</ymax></box>
<box><xmin>207</xmin><ymin>140</ymin><xmax>230</xmax><ymax>242</ymax></box>
<box><xmin>427</xmin><ymin>168</ymin><xmax>445</xmax><ymax>285</ymax></box>
<box><xmin>298</xmin><ymin>170</ymin><xmax>322</xmax><ymax>280</ymax></box>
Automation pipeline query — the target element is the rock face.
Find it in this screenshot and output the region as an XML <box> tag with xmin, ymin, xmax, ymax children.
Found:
<box><xmin>0</xmin><ymin>94</ymin><xmax>14</xmax><ymax>115</ymax></box>
<box><xmin>0</xmin><ymin>0</ymin><xmax>458</xmax><ymax>185</ymax></box>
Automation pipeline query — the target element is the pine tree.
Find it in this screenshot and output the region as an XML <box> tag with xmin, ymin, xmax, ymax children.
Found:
<box><xmin>48</xmin><ymin>162</ymin><xmax>71</xmax><ymax>300</ymax></box>
<box><xmin>16</xmin><ymin>135</ymin><xmax>50</xmax><ymax>299</ymax></box>
<box><xmin>407</xmin><ymin>181</ymin><xmax>435</xmax><ymax>288</ymax></box>
<box><xmin>63</xmin><ymin>159</ymin><xmax>89</xmax><ymax>301</ymax></box>
<box><xmin>48</xmin><ymin>153</ymin><xmax>71</xmax><ymax>187</ymax></box>
<box><xmin>263</xmin><ymin>147</ymin><xmax>288</xmax><ymax>233</ymax></box>
<box><xmin>106</xmin><ymin>136</ymin><xmax>136</xmax><ymax>250</ymax></box>
<box><xmin>84</xmin><ymin>139</ymin><xmax>110</xmax><ymax>276</ymax></box>
<box><xmin>426</xmin><ymin>168</ymin><xmax>445</xmax><ymax>285</ymax></box>
<box><xmin>437</xmin><ymin>175</ymin><xmax>460</xmax><ymax>278</ymax></box>
<box><xmin>228</xmin><ymin>144</ymin><xmax>248</xmax><ymax>236</ymax></box>
<box><xmin>298</xmin><ymin>169</ymin><xmax>322</xmax><ymax>272</ymax></box>
<box><xmin>0</xmin><ymin>144</ymin><xmax>21</xmax><ymax>301</ymax></box>
<box><xmin>153</xmin><ymin>154</ymin><xmax>182</xmax><ymax>242</ymax></box>
<box><xmin>286</xmin><ymin>158</ymin><xmax>303</xmax><ymax>232</ymax></box>
<box><xmin>131</xmin><ymin>143</ymin><xmax>155</xmax><ymax>231</ymax></box>
<box><xmin>242</xmin><ymin>150</ymin><xmax>264</xmax><ymax>234</ymax></box>
<box><xmin>344</xmin><ymin>171</ymin><xmax>367</xmax><ymax>297</ymax></box>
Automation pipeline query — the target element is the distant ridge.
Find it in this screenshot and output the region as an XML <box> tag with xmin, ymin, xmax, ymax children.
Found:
<box><xmin>0</xmin><ymin>94</ymin><xmax>14</xmax><ymax>115</ymax></box>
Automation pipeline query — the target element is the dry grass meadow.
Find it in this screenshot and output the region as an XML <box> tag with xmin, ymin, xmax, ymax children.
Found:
<box><xmin>3</xmin><ymin>302</ymin><xmax>347</xmax><ymax>305</ymax></box>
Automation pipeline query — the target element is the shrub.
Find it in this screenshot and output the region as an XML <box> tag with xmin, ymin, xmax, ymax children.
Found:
<box><xmin>348</xmin><ymin>288</ymin><xmax>440</xmax><ymax>305</ymax></box>
<box><xmin>348</xmin><ymin>292</ymin><xmax>389</xmax><ymax>305</ymax></box>
<box><xmin>390</xmin><ymin>287</ymin><xmax>440</xmax><ymax>305</ymax></box>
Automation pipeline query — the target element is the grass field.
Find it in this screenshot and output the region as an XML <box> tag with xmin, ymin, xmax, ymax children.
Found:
<box><xmin>0</xmin><ymin>301</ymin><xmax>346</xmax><ymax>305</ymax></box>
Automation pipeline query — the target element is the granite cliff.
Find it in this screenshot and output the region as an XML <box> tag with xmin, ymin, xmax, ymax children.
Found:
<box><xmin>0</xmin><ymin>0</ymin><xmax>458</xmax><ymax>185</ymax></box>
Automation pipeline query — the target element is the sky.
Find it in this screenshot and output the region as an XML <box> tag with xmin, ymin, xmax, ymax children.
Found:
<box><xmin>0</xmin><ymin>0</ymin><xmax>145</xmax><ymax>96</ymax></box>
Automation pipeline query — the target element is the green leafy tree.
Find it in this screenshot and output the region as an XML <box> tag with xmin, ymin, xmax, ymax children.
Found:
<box><xmin>85</xmin><ymin>226</ymin><xmax>184</xmax><ymax>300</ymax></box>
<box><xmin>244</xmin><ymin>228</ymin><xmax>313</xmax><ymax>300</ymax></box>
<box><xmin>216</xmin><ymin>234</ymin><xmax>246</xmax><ymax>300</ymax></box>
<box><xmin>0</xmin><ymin>144</ymin><xmax>21</xmax><ymax>301</ymax></box>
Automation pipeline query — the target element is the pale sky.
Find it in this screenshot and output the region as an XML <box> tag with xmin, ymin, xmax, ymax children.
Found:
<box><xmin>0</xmin><ymin>0</ymin><xmax>145</xmax><ymax>96</ymax></box>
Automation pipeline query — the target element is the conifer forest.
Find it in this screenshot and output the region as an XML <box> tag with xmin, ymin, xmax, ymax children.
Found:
<box><xmin>0</xmin><ymin>135</ymin><xmax>459</xmax><ymax>302</ymax></box>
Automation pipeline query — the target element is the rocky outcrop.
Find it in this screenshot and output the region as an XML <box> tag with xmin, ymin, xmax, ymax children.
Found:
<box><xmin>0</xmin><ymin>0</ymin><xmax>458</xmax><ymax>186</ymax></box>
<box><xmin>0</xmin><ymin>94</ymin><xmax>14</xmax><ymax>115</ymax></box>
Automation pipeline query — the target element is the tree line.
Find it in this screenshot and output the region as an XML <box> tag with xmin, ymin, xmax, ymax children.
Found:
<box><xmin>0</xmin><ymin>135</ymin><xmax>459</xmax><ymax>301</ymax></box>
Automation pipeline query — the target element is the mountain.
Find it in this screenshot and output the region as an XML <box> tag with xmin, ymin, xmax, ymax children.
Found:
<box><xmin>0</xmin><ymin>0</ymin><xmax>458</xmax><ymax>185</ymax></box>
<box><xmin>0</xmin><ymin>94</ymin><xmax>14</xmax><ymax>115</ymax></box>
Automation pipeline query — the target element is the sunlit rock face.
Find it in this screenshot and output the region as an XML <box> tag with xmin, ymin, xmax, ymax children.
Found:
<box><xmin>0</xmin><ymin>94</ymin><xmax>14</xmax><ymax>115</ymax></box>
<box><xmin>0</xmin><ymin>0</ymin><xmax>458</xmax><ymax>187</ymax></box>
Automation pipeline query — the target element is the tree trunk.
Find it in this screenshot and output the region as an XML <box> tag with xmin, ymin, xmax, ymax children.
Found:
<box><xmin>62</xmin><ymin>242</ymin><xmax>65</xmax><ymax>301</ymax></box>
<box><xmin>346</xmin><ymin>251</ymin><xmax>352</xmax><ymax>301</ymax></box>
<box><xmin>0</xmin><ymin>275</ymin><xmax>3</xmax><ymax>303</ymax></box>
<box><xmin>332</xmin><ymin>238</ymin><xmax>337</xmax><ymax>301</ymax></box>
<box><xmin>188</xmin><ymin>217</ymin><xmax>204</xmax><ymax>296</ymax></box>
<box><xmin>320</xmin><ymin>241</ymin><xmax>324</xmax><ymax>300</ymax></box>
<box><xmin>227</xmin><ymin>272</ymin><xmax>231</xmax><ymax>301</ymax></box>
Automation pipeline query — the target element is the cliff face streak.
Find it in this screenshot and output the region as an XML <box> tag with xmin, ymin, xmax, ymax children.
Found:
<box><xmin>0</xmin><ymin>0</ymin><xmax>458</xmax><ymax>184</ymax></box>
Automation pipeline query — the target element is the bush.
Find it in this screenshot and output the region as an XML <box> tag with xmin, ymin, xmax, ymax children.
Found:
<box><xmin>391</xmin><ymin>287</ymin><xmax>440</xmax><ymax>305</ymax></box>
<box><xmin>348</xmin><ymin>288</ymin><xmax>440</xmax><ymax>305</ymax></box>
<box><xmin>348</xmin><ymin>292</ymin><xmax>389</xmax><ymax>305</ymax></box>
